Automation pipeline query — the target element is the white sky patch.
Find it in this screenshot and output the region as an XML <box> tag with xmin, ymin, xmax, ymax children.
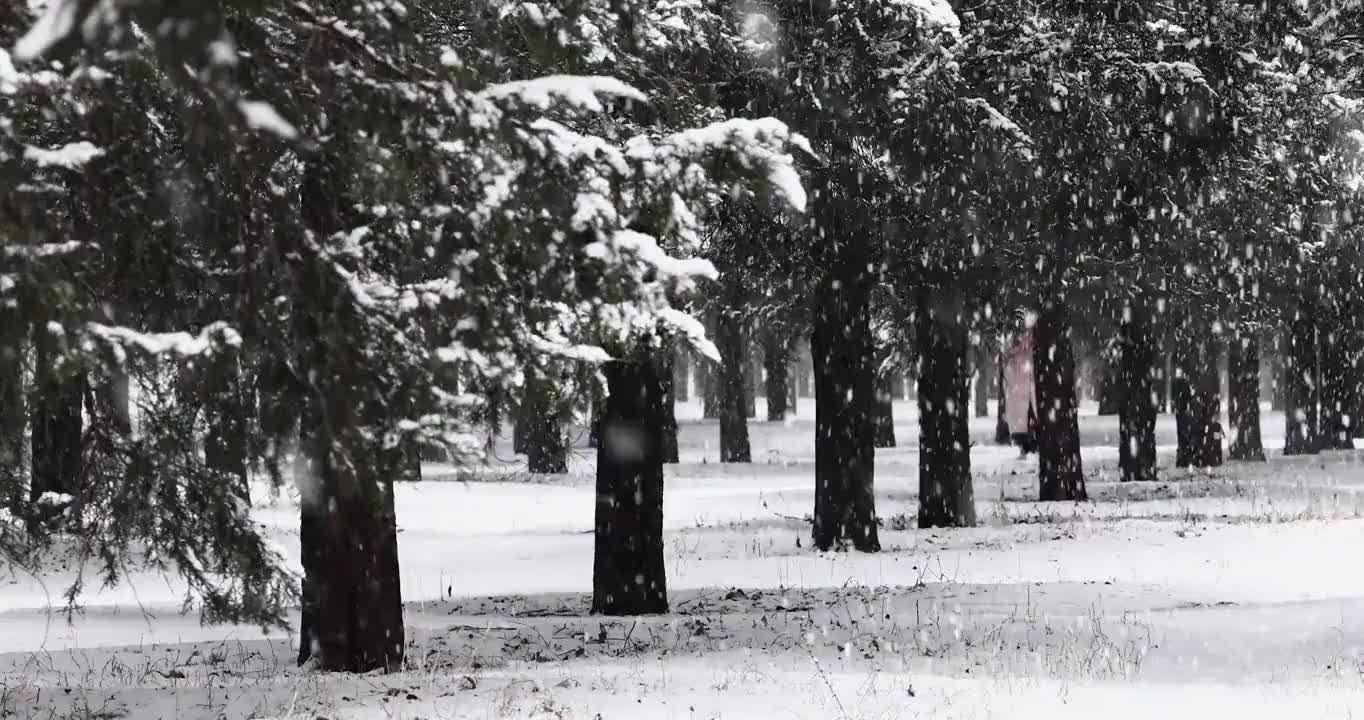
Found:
<box><xmin>23</xmin><ymin>141</ymin><xmax>103</xmax><ymax>169</ymax></box>
<box><xmin>237</xmin><ymin>99</ymin><xmax>299</xmax><ymax>140</ymax></box>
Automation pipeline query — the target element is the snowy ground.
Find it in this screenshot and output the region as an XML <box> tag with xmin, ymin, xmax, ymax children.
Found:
<box><xmin>3</xmin><ymin>399</ymin><xmax>1364</xmax><ymax>718</ymax></box>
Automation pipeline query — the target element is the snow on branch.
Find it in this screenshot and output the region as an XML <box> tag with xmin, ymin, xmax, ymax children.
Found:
<box><xmin>658</xmin><ymin>307</ymin><xmax>719</xmax><ymax>362</ymax></box>
<box><xmin>960</xmin><ymin>97</ymin><xmax>1034</xmax><ymax>158</ymax></box>
<box><xmin>585</xmin><ymin>228</ymin><xmax>719</xmax><ymax>282</ymax></box>
<box><xmin>1</xmin><ymin>241</ymin><xmax>85</xmax><ymax>258</ymax></box>
<box><xmin>236</xmin><ymin>100</ymin><xmax>300</xmax><ymax>140</ymax></box>
<box><xmin>23</xmin><ymin>142</ymin><xmax>104</xmax><ymax>169</ymax></box>
<box><xmin>11</xmin><ymin>0</ymin><xmax>81</xmax><ymax>62</ymax></box>
<box><xmin>0</xmin><ymin>49</ymin><xmax>18</xmax><ymax>94</ymax></box>
<box><xmin>1140</xmin><ymin>61</ymin><xmax>1211</xmax><ymax>91</ymax></box>
<box><xmin>87</xmin><ymin>322</ymin><xmax>243</xmax><ymax>358</ymax></box>
<box><xmin>627</xmin><ymin>117</ymin><xmax>813</xmax><ymax>213</ymax></box>
<box><xmin>889</xmin><ymin>0</ymin><xmax>961</xmax><ymax>39</ymax></box>
<box><xmin>478</xmin><ymin>75</ymin><xmax>647</xmax><ymax>113</ymax></box>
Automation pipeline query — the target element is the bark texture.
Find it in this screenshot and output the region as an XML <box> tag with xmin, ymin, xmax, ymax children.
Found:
<box><xmin>916</xmin><ymin>299</ymin><xmax>975</xmax><ymax>528</ymax></box>
<box><xmin>1174</xmin><ymin>335</ymin><xmax>1223</xmax><ymax>468</ymax></box>
<box><xmin>1227</xmin><ymin>331</ymin><xmax>1266</xmax><ymax>461</ymax></box>
<box><xmin>717</xmin><ymin>304</ymin><xmax>751</xmax><ymax>463</ymax></box>
<box><xmin>1284</xmin><ymin>311</ymin><xmax>1319</xmax><ymax>455</ymax></box>
<box><xmin>810</xmin><ymin>226</ymin><xmax>879</xmax><ymax>552</ymax></box>
<box><xmin>762</xmin><ymin>332</ymin><xmax>790</xmax><ymax>421</ymax></box>
<box><xmin>1118</xmin><ymin>307</ymin><xmax>1157</xmax><ymax>482</ymax></box>
<box><xmin>873</xmin><ymin>373</ymin><xmax>896</xmax><ymax>449</ymax></box>
<box><xmin>1033</xmin><ymin>303</ymin><xmax>1086</xmax><ymax>501</ymax></box>
<box><xmin>591</xmin><ymin>353</ymin><xmax>668</xmax><ymax>616</ymax></box>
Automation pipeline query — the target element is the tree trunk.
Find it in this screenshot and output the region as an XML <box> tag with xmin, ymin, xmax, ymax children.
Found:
<box><xmin>204</xmin><ymin>359</ymin><xmax>250</xmax><ymax>501</ymax></box>
<box><xmin>1096</xmin><ymin>359</ymin><xmax>1122</xmax><ymax>416</ymax></box>
<box><xmin>796</xmin><ymin>341</ymin><xmax>813</xmax><ymax>399</ymax></box>
<box><xmin>588</xmin><ymin>404</ymin><xmax>602</xmax><ymax>449</ymax></box>
<box><xmin>295</xmin><ymin>157</ymin><xmax>404</xmax><ymax>673</ymax></box>
<box><xmin>763</xmin><ymin>332</ymin><xmax>790</xmax><ymax>421</ymax></box>
<box><xmin>1033</xmin><ymin>303</ymin><xmax>1086</xmax><ymax>501</ymax></box>
<box><xmin>657</xmin><ymin>348</ymin><xmax>679</xmax><ymax>464</ymax></box>
<box><xmin>717</xmin><ymin>305</ymin><xmax>751</xmax><ymax>463</ymax></box>
<box><xmin>743</xmin><ymin>348</ymin><xmax>758</xmax><ymax>418</ymax></box>
<box><xmin>1176</xmin><ymin>335</ymin><xmax>1223</xmax><ymax>468</ymax></box>
<box><xmin>512</xmin><ymin>414</ymin><xmax>527</xmax><ymax>455</ymax></box>
<box><xmin>873</xmin><ymin>373</ymin><xmax>896</xmax><ymax>448</ymax></box>
<box><xmin>1270</xmin><ymin>347</ymin><xmax>1286</xmax><ymax>412</ymax></box>
<box><xmin>525</xmin><ymin>393</ymin><xmax>567</xmax><ymax>474</ymax></box>
<box><xmin>973</xmin><ymin>345</ymin><xmax>990</xmax><ymax>419</ymax></box>
<box><xmin>0</xmin><ymin>340</ymin><xmax>24</xmax><ymax>513</ymax></box>
<box><xmin>916</xmin><ymin>298</ymin><xmax>975</xmax><ymax>528</ymax></box>
<box><xmin>1227</xmin><ymin>331</ymin><xmax>1266</xmax><ymax>461</ymax></box>
<box><xmin>591</xmin><ymin>352</ymin><xmax>668</xmax><ymax>615</ymax></box>
<box><xmin>297</xmin><ymin>430</ymin><xmax>405</xmax><ymax>672</ymax></box>
<box><xmin>1319</xmin><ymin>313</ymin><xmax>1357</xmax><ymax>449</ymax></box>
<box><xmin>29</xmin><ymin>346</ymin><xmax>84</xmax><ymax>534</ymax></box>
<box><xmin>1284</xmin><ymin>311</ymin><xmax>1319</xmax><ymax>455</ymax></box>
<box><xmin>810</xmin><ymin>235</ymin><xmax>879</xmax><ymax>552</ymax></box>
<box><xmin>1118</xmin><ymin>306</ymin><xmax>1157</xmax><ymax>482</ymax></box>
<box><xmin>701</xmin><ymin>360</ymin><xmax>720</xmax><ymax>420</ymax></box>
<box><xmin>673</xmin><ymin>348</ymin><xmax>690</xmax><ymax>403</ymax></box>
<box><xmin>994</xmin><ymin>361</ymin><xmax>1010</xmax><ymax>444</ymax></box>
<box><xmin>787</xmin><ymin>359</ymin><xmax>798</xmax><ymax>416</ymax></box>
<box><xmin>1154</xmin><ymin>354</ymin><xmax>1169</xmax><ymax>413</ymax></box>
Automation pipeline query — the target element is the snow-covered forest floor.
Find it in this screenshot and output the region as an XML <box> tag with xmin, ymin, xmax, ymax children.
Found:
<box><xmin>3</xmin><ymin>400</ymin><xmax>1364</xmax><ymax>719</ymax></box>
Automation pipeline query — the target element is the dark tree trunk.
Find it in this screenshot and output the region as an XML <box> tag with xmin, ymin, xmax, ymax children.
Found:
<box><xmin>297</xmin><ymin>433</ymin><xmax>405</xmax><ymax>672</ymax></box>
<box><xmin>810</xmin><ymin>233</ymin><xmax>879</xmax><ymax>553</ymax></box>
<box><xmin>796</xmin><ymin>341</ymin><xmax>813</xmax><ymax>398</ymax></box>
<box><xmin>673</xmin><ymin>349</ymin><xmax>690</xmax><ymax>403</ymax></box>
<box><xmin>916</xmin><ymin>298</ymin><xmax>975</xmax><ymax>528</ymax></box>
<box><xmin>1033</xmin><ymin>303</ymin><xmax>1086</xmax><ymax>501</ymax></box>
<box><xmin>588</xmin><ymin>404</ymin><xmax>602</xmax><ymax>448</ymax></box>
<box><xmin>512</xmin><ymin>414</ymin><xmax>527</xmax><ymax>455</ymax></box>
<box><xmin>1284</xmin><ymin>311</ymin><xmax>1320</xmax><ymax>455</ymax></box>
<box><xmin>717</xmin><ymin>306</ymin><xmax>751</xmax><ymax>463</ymax></box>
<box><xmin>401</xmin><ymin>439</ymin><xmax>422</xmax><ymax>482</ymax></box>
<box><xmin>525</xmin><ymin>393</ymin><xmax>567</xmax><ymax>474</ymax></box>
<box><xmin>701</xmin><ymin>360</ymin><xmax>720</xmax><ymax>420</ymax></box>
<box><xmin>1319</xmin><ymin>313</ymin><xmax>1357</xmax><ymax>449</ymax></box>
<box><xmin>1270</xmin><ymin>349</ymin><xmax>1287</xmax><ymax>412</ymax></box>
<box><xmin>29</xmin><ymin>346</ymin><xmax>84</xmax><ymax>534</ymax></box>
<box><xmin>1118</xmin><ymin>306</ymin><xmax>1157</xmax><ymax>482</ymax></box>
<box><xmin>873</xmin><ymin>373</ymin><xmax>896</xmax><ymax>448</ymax></box>
<box><xmin>1172</xmin><ymin>356</ymin><xmax>1191</xmax><ymax>467</ymax></box>
<box><xmin>657</xmin><ymin>348</ymin><xmax>679</xmax><ymax>464</ymax></box>
<box><xmin>1227</xmin><ymin>332</ymin><xmax>1266</xmax><ymax>461</ymax></box>
<box><xmin>296</xmin><ymin>157</ymin><xmax>404</xmax><ymax>674</ymax></box>
<box><xmin>744</xmin><ymin>349</ymin><xmax>758</xmax><ymax>418</ymax></box>
<box><xmin>763</xmin><ymin>332</ymin><xmax>790</xmax><ymax>421</ymax></box>
<box><xmin>1155</xmin><ymin>354</ymin><xmax>1170</xmax><ymax>413</ymax></box>
<box><xmin>483</xmin><ymin>394</ymin><xmax>501</xmax><ymax>456</ymax></box>
<box><xmin>204</xmin><ymin>360</ymin><xmax>250</xmax><ymax>501</ymax></box>
<box><xmin>1175</xmin><ymin>336</ymin><xmax>1223</xmax><ymax>468</ymax></box>
<box><xmin>591</xmin><ymin>352</ymin><xmax>668</xmax><ymax>615</ymax></box>
<box><xmin>973</xmin><ymin>346</ymin><xmax>990</xmax><ymax>419</ymax></box>
<box><xmin>0</xmin><ymin>341</ymin><xmax>24</xmax><ymax>512</ymax></box>
<box><xmin>994</xmin><ymin>361</ymin><xmax>1010</xmax><ymax>444</ymax></box>
<box><xmin>787</xmin><ymin>359</ymin><xmax>798</xmax><ymax>416</ymax></box>
<box><xmin>1096</xmin><ymin>360</ymin><xmax>1122</xmax><ymax>416</ymax></box>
